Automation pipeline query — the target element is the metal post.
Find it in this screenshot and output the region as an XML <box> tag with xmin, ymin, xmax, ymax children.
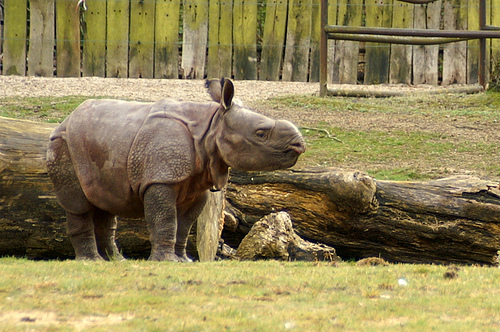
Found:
<box><xmin>319</xmin><ymin>0</ymin><xmax>328</xmax><ymax>96</ymax></box>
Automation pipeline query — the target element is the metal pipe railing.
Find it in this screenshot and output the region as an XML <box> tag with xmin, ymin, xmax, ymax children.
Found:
<box><xmin>319</xmin><ymin>0</ymin><xmax>500</xmax><ymax>95</ymax></box>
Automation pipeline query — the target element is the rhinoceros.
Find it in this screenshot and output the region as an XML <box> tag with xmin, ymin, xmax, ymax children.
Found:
<box><xmin>46</xmin><ymin>78</ymin><xmax>305</xmax><ymax>262</ymax></box>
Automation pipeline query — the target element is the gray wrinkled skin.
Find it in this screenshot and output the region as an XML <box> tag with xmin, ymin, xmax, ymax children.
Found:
<box><xmin>46</xmin><ymin>79</ymin><xmax>306</xmax><ymax>262</ymax></box>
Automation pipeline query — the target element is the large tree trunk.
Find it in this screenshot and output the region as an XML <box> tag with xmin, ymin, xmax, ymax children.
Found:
<box><xmin>226</xmin><ymin>169</ymin><xmax>500</xmax><ymax>265</ymax></box>
<box><xmin>2</xmin><ymin>116</ymin><xmax>500</xmax><ymax>265</ymax></box>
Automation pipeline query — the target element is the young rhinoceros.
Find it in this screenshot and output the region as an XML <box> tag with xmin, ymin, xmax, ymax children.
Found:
<box><xmin>47</xmin><ymin>79</ymin><xmax>305</xmax><ymax>262</ymax></box>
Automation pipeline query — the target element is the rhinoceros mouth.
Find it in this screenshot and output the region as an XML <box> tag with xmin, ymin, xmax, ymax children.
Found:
<box><xmin>289</xmin><ymin>142</ymin><xmax>306</xmax><ymax>155</ymax></box>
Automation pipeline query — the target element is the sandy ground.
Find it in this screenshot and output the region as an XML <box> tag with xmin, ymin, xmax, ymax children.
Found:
<box><xmin>0</xmin><ymin>76</ymin><xmax>320</xmax><ymax>102</ymax></box>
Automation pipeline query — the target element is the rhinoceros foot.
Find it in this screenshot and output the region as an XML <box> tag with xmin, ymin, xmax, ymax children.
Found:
<box><xmin>176</xmin><ymin>254</ymin><xmax>193</xmax><ymax>263</ymax></box>
<box><xmin>148</xmin><ymin>252</ymin><xmax>181</xmax><ymax>262</ymax></box>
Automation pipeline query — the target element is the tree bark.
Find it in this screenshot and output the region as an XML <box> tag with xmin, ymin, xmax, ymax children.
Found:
<box><xmin>2</xmin><ymin>117</ymin><xmax>500</xmax><ymax>265</ymax></box>
<box><xmin>226</xmin><ymin>169</ymin><xmax>500</xmax><ymax>265</ymax></box>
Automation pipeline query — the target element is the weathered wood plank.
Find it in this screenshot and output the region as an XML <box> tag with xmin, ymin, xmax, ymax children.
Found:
<box><xmin>181</xmin><ymin>0</ymin><xmax>209</xmax><ymax>79</ymax></box>
<box><xmin>82</xmin><ymin>0</ymin><xmax>107</xmax><ymax>77</ymax></box>
<box><xmin>155</xmin><ymin>0</ymin><xmax>181</xmax><ymax>79</ymax></box>
<box><xmin>0</xmin><ymin>2</ymin><xmax>3</xmax><ymax>68</ymax></box>
<box><xmin>27</xmin><ymin>0</ymin><xmax>54</xmax><ymax>77</ymax></box>
<box><xmin>442</xmin><ymin>0</ymin><xmax>467</xmax><ymax>85</ymax></box>
<box><xmin>55</xmin><ymin>0</ymin><xmax>81</xmax><ymax>77</ymax></box>
<box><xmin>129</xmin><ymin>0</ymin><xmax>155</xmax><ymax>78</ymax></box>
<box><xmin>106</xmin><ymin>0</ymin><xmax>129</xmax><ymax>78</ymax></box>
<box><xmin>364</xmin><ymin>0</ymin><xmax>393</xmax><ymax>84</ymax></box>
<box><xmin>233</xmin><ymin>0</ymin><xmax>258</xmax><ymax>80</ymax></box>
<box><xmin>207</xmin><ymin>0</ymin><xmax>233</xmax><ymax>79</ymax></box>
<box><xmin>332</xmin><ymin>0</ymin><xmax>363</xmax><ymax>84</ymax></box>
<box><xmin>260</xmin><ymin>0</ymin><xmax>289</xmax><ymax>81</ymax></box>
<box><xmin>326</xmin><ymin>0</ymin><xmax>338</xmax><ymax>84</ymax></box>
<box><xmin>412</xmin><ymin>0</ymin><xmax>441</xmax><ymax>85</ymax></box>
<box><xmin>467</xmin><ymin>0</ymin><xmax>480</xmax><ymax>84</ymax></box>
<box><xmin>196</xmin><ymin>191</ymin><xmax>225</xmax><ymax>262</ymax></box>
<box><xmin>491</xmin><ymin>0</ymin><xmax>500</xmax><ymax>80</ymax></box>
<box><xmin>3</xmin><ymin>0</ymin><xmax>28</xmax><ymax>75</ymax></box>
<box><xmin>389</xmin><ymin>0</ymin><xmax>413</xmax><ymax>84</ymax></box>
<box><xmin>309</xmin><ymin>0</ymin><xmax>322</xmax><ymax>82</ymax></box>
<box><xmin>282</xmin><ymin>0</ymin><xmax>313</xmax><ymax>81</ymax></box>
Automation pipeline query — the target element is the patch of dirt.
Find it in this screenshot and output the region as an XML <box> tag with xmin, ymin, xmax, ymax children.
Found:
<box><xmin>0</xmin><ymin>310</ymin><xmax>133</xmax><ymax>330</ymax></box>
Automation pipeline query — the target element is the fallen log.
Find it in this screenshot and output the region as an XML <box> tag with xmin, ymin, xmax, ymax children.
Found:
<box><xmin>226</xmin><ymin>169</ymin><xmax>500</xmax><ymax>265</ymax></box>
<box><xmin>2</xmin><ymin>116</ymin><xmax>500</xmax><ymax>265</ymax></box>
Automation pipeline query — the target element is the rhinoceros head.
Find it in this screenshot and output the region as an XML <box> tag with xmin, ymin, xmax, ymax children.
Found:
<box><xmin>207</xmin><ymin>78</ymin><xmax>305</xmax><ymax>172</ymax></box>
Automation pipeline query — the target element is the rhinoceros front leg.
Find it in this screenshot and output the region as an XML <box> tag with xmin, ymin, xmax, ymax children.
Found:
<box><xmin>93</xmin><ymin>209</ymin><xmax>124</xmax><ymax>261</ymax></box>
<box><xmin>144</xmin><ymin>184</ymin><xmax>179</xmax><ymax>262</ymax></box>
<box><xmin>175</xmin><ymin>192</ymin><xmax>209</xmax><ymax>262</ymax></box>
<box><xmin>67</xmin><ymin>210</ymin><xmax>103</xmax><ymax>260</ymax></box>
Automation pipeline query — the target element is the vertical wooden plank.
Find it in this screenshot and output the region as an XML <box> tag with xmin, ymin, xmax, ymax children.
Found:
<box><xmin>207</xmin><ymin>0</ymin><xmax>232</xmax><ymax>78</ymax></box>
<box><xmin>282</xmin><ymin>0</ymin><xmax>313</xmax><ymax>82</ymax></box>
<box><xmin>412</xmin><ymin>0</ymin><xmax>441</xmax><ymax>85</ymax></box>
<box><xmin>129</xmin><ymin>0</ymin><xmax>155</xmax><ymax>78</ymax></box>
<box><xmin>442</xmin><ymin>0</ymin><xmax>467</xmax><ymax>85</ymax></box>
<box><xmin>364</xmin><ymin>0</ymin><xmax>393</xmax><ymax>84</ymax></box>
<box><xmin>326</xmin><ymin>0</ymin><xmax>338</xmax><ymax>84</ymax></box>
<box><xmin>467</xmin><ymin>0</ymin><xmax>479</xmax><ymax>84</ymax></box>
<box><xmin>28</xmin><ymin>0</ymin><xmax>54</xmax><ymax>77</ymax></box>
<box><xmin>260</xmin><ymin>0</ymin><xmax>289</xmax><ymax>81</ymax></box>
<box><xmin>82</xmin><ymin>0</ymin><xmax>107</xmax><ymax>77</ymax></box>
<box><xmin>155</xmin><ymin>0</ymin><xmax>181</xmax><ymax>79</ymax></box>
<box><xmin>389</xmin><ymin>0</ymin><xmax>413</xmax><ymax>84</ymax></box>
<box><xmin>181</xmin><ymin>0</ymin><xmax>209</xmax><ymax>79</ymax></box>
<box><xmin>491</xmin><ymin>0</ymin><xmax>500</xmax><ymax>76</ymax></box>
<box><xmin>106</xmin><ymin>0</ymin><xmax>129</xmax><ymax>78</ymax></box>
<box><xmin>332</xmin><ymin>0</ymin><xmax>363</xmax><ymax>84</ymax></box>
<box><xmin>233</xmin><ymin>0</ymin><xmax>258</xmax><ymax>80</ymax></box>
<box><xmin>55</xmin><ymin>0</ymin><xmax>81</xmax><ymax>77</ymax></box>
<box><xmin>309</xmin><ymin>0</ymin><xmax>322</xmax><ymax>82</ymax></box>
<box><xmin>0</xmin><ymin>1</ymin><xmax>3</xmax><ymax>70</ymax></box>
<box><xmin>3</xmin><ymin>0</ymin><xmax>27</xmax><ymax>75</ymax></box>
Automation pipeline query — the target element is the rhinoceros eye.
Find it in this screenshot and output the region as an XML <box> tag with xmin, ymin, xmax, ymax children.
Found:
<box><xmin>255</xmin><ymin>129</ymin><xmax>268</xmax><ymax>139</ymax></box>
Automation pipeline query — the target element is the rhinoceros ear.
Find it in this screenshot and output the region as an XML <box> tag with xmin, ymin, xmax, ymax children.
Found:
<box><xmin>221</xmin><ymin>78</ymin><xmax>234</xmax><ymax>111</ymax></box>
<box><xmin>205</xmin><ymin>79</ymin><xmax>222</xmax><ymax>103</ymax></box>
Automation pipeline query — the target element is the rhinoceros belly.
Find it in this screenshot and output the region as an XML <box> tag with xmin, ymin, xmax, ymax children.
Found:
<box><xmin>67</xmin><ymin>99</ymin><xmax>152</xmax><ymax>216</ymax></box>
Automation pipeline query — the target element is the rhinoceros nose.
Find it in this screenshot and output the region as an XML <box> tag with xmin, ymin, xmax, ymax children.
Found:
<box><xmin>290</xmin><ymin>139</ymin><xmax>306</xmax><ymax>154</ymax></box>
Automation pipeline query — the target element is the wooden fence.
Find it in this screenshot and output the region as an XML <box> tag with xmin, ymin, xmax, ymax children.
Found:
<box><xmin>0</xmin><ymin>0</ymin><xmax>500</xmax><ymax>84</ymax></box>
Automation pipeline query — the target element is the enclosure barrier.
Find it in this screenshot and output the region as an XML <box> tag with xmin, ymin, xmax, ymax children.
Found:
<box><xmin>319</xmin><ymin>0</ymin><xmax>500</xmax><ymax>96</ymax></box>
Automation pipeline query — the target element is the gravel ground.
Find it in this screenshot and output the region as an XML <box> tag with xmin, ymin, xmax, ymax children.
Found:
<box><xmin>0</xmin><ymin>75</ymin><xmax>465</xmax><ymax>103</ymax></box>
<box><xmin>0</xmin><ymin>76</ymin><xmax>319</xmax><ymax>103</ymax></box>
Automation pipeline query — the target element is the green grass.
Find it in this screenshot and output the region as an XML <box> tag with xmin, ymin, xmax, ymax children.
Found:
<box><xmin>1</xmin><ymin>258</ymin><xmax>499</xmax><ymax>331</ymax></box>
<box><xmin>0</xmin><ymin>96</ymin><xmax>93</xmax><ymax>123</ymax></box>
<box><xmin>266</xmin><ymin>92</ymin><xmax>500</xmax><ymax>180</ymax></box>
<box><xmin>268</xmin><ymin>90</ymin><xmax>500</xmax><ymax>120</ymax></box>
<box><xmin>298</xmin><ymin>127</ymin><xmax>499</xmax><ymax>180</ymax></box>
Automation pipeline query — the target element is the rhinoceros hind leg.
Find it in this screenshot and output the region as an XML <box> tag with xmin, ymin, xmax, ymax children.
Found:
<box><xmin>175</xmin><ymin>192</ymin><xmax>209</xmax><ymax>262</ymax></box>
<box><xmin>144</xmin><ymin>184</ymin><xmax>179</xmax><ymax>262</ymax></box>
<box><xmin>47</xmin><ymin>136</ymin><xmax>92</xmax><ymax>215</ymax></box>
<box><xmin>93</xmin><ymin>209</ymin><xmax>124</xmax><ymax>261</ymax></box>
<box><xmin>67</xmin><ymin>210</ymin><xmax>103</xmax><ymax>260</ymax></box>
